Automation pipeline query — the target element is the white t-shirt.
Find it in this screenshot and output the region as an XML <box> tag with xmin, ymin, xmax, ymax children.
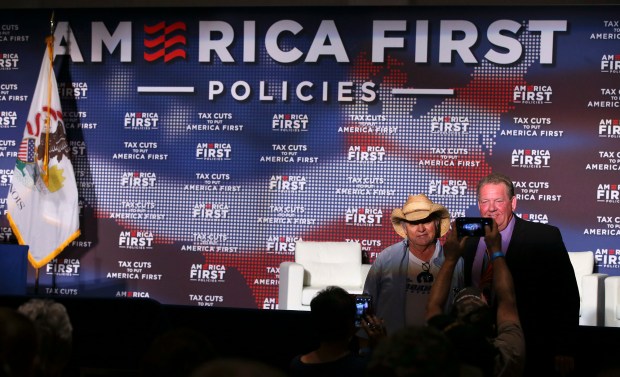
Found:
<box><xmin>405</xmin><ymin>248</ymin><xmax>440</xmax><ymax>326</ymax></box>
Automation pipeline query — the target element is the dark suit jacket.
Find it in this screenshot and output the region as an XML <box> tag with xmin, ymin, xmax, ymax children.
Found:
<box><xmin>463</xmin><ymin>215</ymin><xmax>580</xmax><ymax>372</ymax></box>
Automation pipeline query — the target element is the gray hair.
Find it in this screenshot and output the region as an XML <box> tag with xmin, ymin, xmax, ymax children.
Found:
<box><xmin>17</xmin><ymin>299</ymin><xmax>72</xmax><ymax>343</ymax></box>
<box><xmin>17</xmin><ymin>299</ymin><xmax>73</xmax><ymax>376</ymax></box>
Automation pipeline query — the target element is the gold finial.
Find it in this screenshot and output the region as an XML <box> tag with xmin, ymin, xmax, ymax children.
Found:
<box><xmin>50</xmin><ymin>11</ymin><xmax>55</xmax><ymax>36</ymax></box>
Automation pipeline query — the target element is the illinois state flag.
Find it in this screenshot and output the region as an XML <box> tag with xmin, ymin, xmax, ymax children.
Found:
<box><xmin>6</xmin><ymin>37</ymin><xmax>80</xmax><ymax>269</ymax></box>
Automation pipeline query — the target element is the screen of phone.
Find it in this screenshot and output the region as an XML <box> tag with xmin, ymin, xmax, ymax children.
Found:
<box><xmin>455</xmin><ymin>217</ymin><xmax>492</xmax><ymax>237</ymax></box>
<box><xmin>354</xmin><ymin>294</ymin><xmax>372</xmax><ymax>327</ymax></box>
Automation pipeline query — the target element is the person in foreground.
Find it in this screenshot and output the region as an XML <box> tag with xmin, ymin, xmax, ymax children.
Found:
<box><xmin>426</xmin><ymin>218</ymin><xmax>525</xmax><ymax>377</ymax></box>
<box><xmin>363</xmin><ymin>194</ymin><xmax>464</xmax><ymax>335</ymax></box>
<box><xmin>289</xmin><ymin>286</ymin><xmax>384</xmax><ymax>377</ymax></box>
<box><xmin>17</xmin><ymin>299</ymin><xmax>73</xmax><ymax>377</ymax></box>
<box><xmin>365</xmin><ymin>325</ymin><xmax>460</xmax><ymax>377</ymax></box>
<box><xmin>0</xmin><ymin>306</ymin><xmax>39</xmax><ymax>377</ymax></box>
<box><xmin>463</xmin><ymin>172</ymin><xmax>579</xmax><ymax>376</ymax></box>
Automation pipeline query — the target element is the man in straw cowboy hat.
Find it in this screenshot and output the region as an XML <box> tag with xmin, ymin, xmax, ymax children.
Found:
<box><xmin>362</xmin><ymin>194</ymin><xmax>464</xmax><ymax>335</ymax></box>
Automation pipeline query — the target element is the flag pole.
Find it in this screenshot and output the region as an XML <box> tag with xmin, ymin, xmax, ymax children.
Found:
<box><xmin>42</xmin><ymin>11</ymin><xmax>55</xmax><ymax>185</ymax></box>
<box><xmin>33</xmin><ymin>11</ymin><xmax>55</xmax><ymax>295</ymax></box>
<box><xmin>34</xmin><ymin>267</ymin><xmax>40</xmax><ymax>295</ymax></box>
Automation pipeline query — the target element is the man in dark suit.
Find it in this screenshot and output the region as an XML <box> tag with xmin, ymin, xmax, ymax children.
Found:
<box><xmin>463</xmin><ymin>172</ymin><xmax>579</xmax><ymax>376</ymax></box>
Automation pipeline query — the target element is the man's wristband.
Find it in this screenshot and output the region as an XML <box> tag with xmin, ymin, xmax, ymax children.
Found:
<box><xmin>491</xmin><ymin>251</ymin><xmax>504</xmax><ymax>261</ymax></box>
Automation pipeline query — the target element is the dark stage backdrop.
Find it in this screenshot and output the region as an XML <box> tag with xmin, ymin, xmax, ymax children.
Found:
<box><xmin>0</xmin><ymin>6</ymin><xmax>619</xmax><ymax>309</ymax></box>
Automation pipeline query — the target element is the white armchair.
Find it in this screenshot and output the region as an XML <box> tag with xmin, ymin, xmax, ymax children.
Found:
<box><xmin>568</xmin><ymin>251</ymin><xmax>607</xmax><ymax>326</ymax></box>
<box><xmin>278</xmin><ymin>241</ymin><xmax>372</xmax><ymax>311</ymax></box>
<box><xmin>604</xmin><ymin>276</ymin><xmax>620</xmax><ymax>327</ymax></box>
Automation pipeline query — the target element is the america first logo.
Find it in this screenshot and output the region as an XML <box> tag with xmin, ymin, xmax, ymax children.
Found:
<box><xmin>196</xmin><ymin>143</ymin><xmax>231</xmax><ymax>160</ymax></box>
<box><xmin>59</xmin><ymin>82</ymin><xmax>88</xmax><ymax>99</ymax></box>
<box><xmin>272</xmin><ymin>114</ymin><xmax>308</xmax><ymax>131</ymax></box>
<box><xmin>0</xmin><ymin>111</ymin><xmax>17</xmax><ymax>127</ymax></box>
<box><xmin>266</xmin><ymin>236</ymin><xmax>300</xmax><ymax>254</ymax></box>
<box><xmin>190</xmin><ymin>263</ymin><xmax>226</xmax><ymax>282</ymax></box>
<box><xmin>124</xmin><ymin>112</ymin><xmax>159</xmax><ymax>130</ymax></box>
<box><xmin>595</xmin><ymin>249</ymin><xmax>620</xmax><ymax>268</ymax></box>
<box><xmin>45</xmin><ymin>258</ymin><xmax>80</xmax><ymax>276</ymax></box>
<box><xmin>118</xmin><ymin>230</ymin><xmax>154</xmax><ymax>249</ymax></box>
<box><xmin>0</xmin><ymin>53</ymin><xmax>18</xmax><ymax>69</ymax></box>
<box><xmin>345</xmin><ymin>207</ymin><xmax>383</xmax><ymax>226</ymax></box>
<box><xmin>511</xmin><ymin>149</ymin><xmax>551</xmax><ymax>168</ymax></box>
<box><xmin>428</xmin><ymin>180</ymin><xmax>467</xmax><ymax>196</ymax></box>
<box><xmin>269</xmin><ymin>175</ymin><xmax>307</xmax><ymax>191</ymax></box>
<box><xmin>597</xmin><ymin>184</ymin><xmax>620</xmax><ymax>203</ymax></box>
<box><xmin>347</xmin><ymin>145</ymin><xmax>386</xmax><ymax>162</ymax></box>
<box><xmin>121</xmin><ymin>171</ymin><xmax>156</xmax><ymax>187</ymax></box>
<box><xmin>430</xmin><ymin>116</ymin><xmax>470</xmax><ymax>133</ymax></box>
<box><xmin>192</xmin><ymin>203</ymin><xmax>230</xmax><ymax>219</ymax></box>
<box><xmin>513</xmin><ymin>85</ymin><xmax>552</xmax><ymax>104</ymax></box>
<box><xmin>601</xmin><ymin>54</ymin><xmax>620</xmax><ymax>73</ymax></box>
<box><xmin>599</xmin><ymin>119</ymin><xmax>620</xmax><ymax>138</ymax></box>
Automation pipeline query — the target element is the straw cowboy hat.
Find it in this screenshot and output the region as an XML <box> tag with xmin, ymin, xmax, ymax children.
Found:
<box><xmin>391</xmin><ymin>194</ymin><xmax>451</xmax><ymax>238</ymax></box>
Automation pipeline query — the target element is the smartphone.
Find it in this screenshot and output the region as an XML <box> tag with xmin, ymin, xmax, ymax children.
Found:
<box><xmin>455</xmin><ymin>217</ymin><xmax>492</xmax><ymax>238</ymax></box>
<box><xmin>354</xmin><ymin>294</ymin><xmax>372</xmax><ymax>327</ymax></box>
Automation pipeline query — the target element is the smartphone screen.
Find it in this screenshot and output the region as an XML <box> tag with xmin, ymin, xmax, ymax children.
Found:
<box><xmin>354</xmin><ymin>294</ymin><xmax>372</xmax><ymax>327</ymax></box>
<box><xmin>455</xmin><ymin>217</ymin><xmax>492</xmax><ymax>237</ymax></box>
